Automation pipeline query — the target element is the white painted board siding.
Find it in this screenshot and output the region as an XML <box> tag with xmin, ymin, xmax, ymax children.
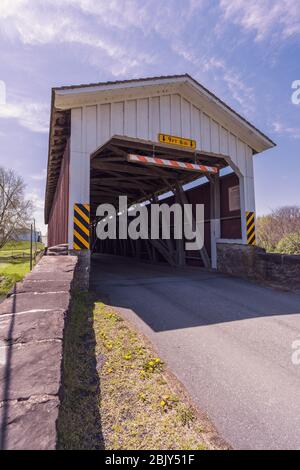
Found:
<box><xmin>111</xmin><ymin>102</ymin><xmax>124</xmax><ymax>136</ymax></box>
<box><xmin>124</xmin><ymin>100</ymin><xmax>137</xmax><ymax>137</ymax></box>
<box><xmin>68</xmin><ymin>91</ymin><xmax>255</xmax><ymax>245</ymax></box>
<box><xmin>137</xmin><ymin>98</ymin><xmax>149</xmax><ymax>139</ymax></box>
<box><xmin>75</xmin><ymin>92</ymin><xmax>253</xmax><ymax>176</ymax></box>
<box><xmin>171</xmin><ymin>94</ymin><xmax>181</xmax><ymax>135</ymax></box>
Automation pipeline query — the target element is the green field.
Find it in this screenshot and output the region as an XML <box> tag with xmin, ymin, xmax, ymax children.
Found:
<box><xmin>0</xmin><ymin>240</ymin><xmax>44</xmax><ymax>297</ymax></box>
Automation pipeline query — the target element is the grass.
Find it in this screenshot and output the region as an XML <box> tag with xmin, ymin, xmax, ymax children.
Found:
<box><xmin>58</xmin><ymin>292</ymin><xmax>227</xmax><ymax>450</ymax></box>
<box><xmin>0</xmin><ymin>241</ymin><xmax>44</xmax><ymax>297</ymax></box>
<box><xmin>0</xmin><ymin>258</ymin><xmax>31</xmax><ymax>296</ymax></box>
<box><xmin>0</xmin><ymin>240</ymin><xmax>44</xmax><ymax>257</ymax></box>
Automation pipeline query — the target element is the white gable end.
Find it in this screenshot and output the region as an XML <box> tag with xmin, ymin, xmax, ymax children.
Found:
<box><xmin>70</xmin><ymin>89</ymin><xmax>254</xmax><ymax>180</ymax></box>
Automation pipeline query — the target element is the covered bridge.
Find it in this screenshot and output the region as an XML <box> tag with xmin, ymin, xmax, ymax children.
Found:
<box><xmin>44</xmin><ymin>74</ymin><xmax>275</xmax><ymax>270</ymax></box>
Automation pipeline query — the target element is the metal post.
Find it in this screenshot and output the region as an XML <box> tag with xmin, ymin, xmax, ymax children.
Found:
<box><xmin>30</xmin><ymin>223</ymin><xmax>33</xmax><ymax>271</ymax></box>
<box><xmin>33</xmin><ymin>218</ymin><xmax>37</xmax><ymax>262</ymax></box>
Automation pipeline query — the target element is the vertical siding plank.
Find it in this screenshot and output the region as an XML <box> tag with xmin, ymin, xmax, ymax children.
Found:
<box><xmin>211</xmin><ymin>120</ymin><xmax>220</xmax><ymax>154</ymax></box>
<box><xmin>192</xmin><ymin>106</ymin><xmax>201</xmax><ymax>150</ymax></box>
<box><xmin>70</xmin><ymin>108</ymin><xmax>82</xmax><ymax>152</ymax></box>
<box><xmin>237</xmin><ymin>139</ymin><xmax>247</xmax><ymax>176</ymax></box>
<box><xmin>171</xmin><ymin>94</ymin><xmax>181</xmax><ymax>136</ymax></box>
<box><xmin>245</xmin><ymin>145</ymin><xmax>254</xmax><ymax>179</ymax></box>
<box><xmin>86</xmin><ymin>105</ymin><xmax>97</xmax><ymax>154</ymax></box>
<box><xmin>48</xmin><ymin>141</ymin><xmax>70</xmax><ymax>246</ymax></box>
<box><xmin>111</xmin><ymin>101</ymin><xmax>124</xmax><ymax>136</ymax></box>
<box><xmin>124</xmin><ymin>100</ymin><xmax>137</xmax><ymax>137</ymax></box>
<box><xmin>160</xmin><ymin>95</ymin><xmax>171</xmax><ymax>134</ymax></box>
<box><xmin>151</xmin><ymin>96</ymin><xmax>160</xmax><ymax>141</ymax></box>
<box><xmin>202</xmin><ymin>113</ymin><xmax>211</xmax><ymax>152</ymax></box>
<box><xmin>229</xmin><ymin>133</ymin><xmax>238</xmax><ymax>168</ymax></box>
<box><xmin>98</xmin><ymin>103</ymin><xmax>111</xmax><ymax>146</ymax></box>
<box><xmin>220</xmin><ymin>127</ymin><xmax>229</xmax><ymax>155</ymax></box>
<box><xmin>181</xmin><ymin>98</ymin><xmax>191</xmax><ymax>138</ymax></box>
<box><xmin>137</xmin><ymin>98</ymin><xmax>149</xmax><ymax>139</ymax></box>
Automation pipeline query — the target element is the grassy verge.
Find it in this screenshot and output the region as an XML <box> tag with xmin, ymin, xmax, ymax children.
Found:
<box><xmin>0</xmin><ymin>241</ymin><xmax>44</xmax><ymax>297</ymax></box>
<box><xmin>58</xmin><ymin>292</ymin><xmax>228</xmax><ymax>450</ymax></box>
<box><xmin>0</xmin><ymin>258</ymin><xmax>31</xmax><ymax>296</ymax></box>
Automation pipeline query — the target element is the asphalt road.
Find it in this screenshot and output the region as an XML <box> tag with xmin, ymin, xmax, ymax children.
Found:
<box><xmin>91</xmin><ymin>254</ymin><xmax>300</xmax><ymax>450</ymax></box>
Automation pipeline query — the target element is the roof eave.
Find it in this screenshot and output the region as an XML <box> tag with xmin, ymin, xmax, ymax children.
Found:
<box><xmin>52</xmin><ymin>73</ymin><xmax>275</xmax><ymax>153</ymax></box>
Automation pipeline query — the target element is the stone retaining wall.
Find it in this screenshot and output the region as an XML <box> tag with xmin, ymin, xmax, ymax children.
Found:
<box><xmin>0</xmin><ymin>254</ymin><xmax>77</xmax><ymax>450</ymax></box>
<box><xmin>217</xmin><ymin>243</ymin><xmax>300</xmax><ymax>289</ymax></box>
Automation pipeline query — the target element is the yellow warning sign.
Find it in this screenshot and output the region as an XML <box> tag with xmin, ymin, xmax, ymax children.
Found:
<box><xmin>158</xmin><ymin>133</ymin><xmax>196</xmax><ymax>149</ymax></box>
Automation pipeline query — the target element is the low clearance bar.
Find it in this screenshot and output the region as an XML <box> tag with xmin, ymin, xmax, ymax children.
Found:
<box><xmin>127</xmin><ymin>154</ymin><xmax>219</xmax><ymax>174</ymax></box>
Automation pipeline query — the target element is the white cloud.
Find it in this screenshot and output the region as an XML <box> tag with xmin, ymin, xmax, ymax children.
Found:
<box><xmin>222</xmin><ymin>70</ymin><xmax>255</xmax><ymax>114</ymax></box>
<box><xmin>0</xmin><ymin>0</ymin><xmax>163</xmax><ymax>76</ymax></box>
<box><xmin>201</xmin><ymin>57</ymin><xmax>255</xmax><ymax>114</ymax></box>
<box><xmin>0</xmin><ymin>0</ymin><xmax>270</xmax><ymax>127</ymax></box>
<box><xmin>272</xmin><ymin>120</ymin><xmax>300</xmax><ymax>139</ymax></box>
<box><xmin>172</xmin><ymin>43</ymin><xmax>255</xmax><ymax>115</ymax></box>
<box><xmin>219</xmin><ymin>0</ymin><xmax>300</xmax><ymax>41</ymax></box>
<box><xmin>0</xmin><ymin>100</ymin><xmax>49</xmax><ymax>133</ymax></box>
<box><xmin>0</xmin><ymin>0</ymin><xmax>208</xmax><ymax>77</ymax></box>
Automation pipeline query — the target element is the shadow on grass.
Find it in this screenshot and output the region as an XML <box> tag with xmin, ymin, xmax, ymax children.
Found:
<box><xmin>0</xmin><ymin>257</ymin><xmax>30</xmax><ymax>264</ymax></box>
<box><xmin>57</xmin><ymin>291</ymin><xmax>104</xmax><ymax>450</ymax></box>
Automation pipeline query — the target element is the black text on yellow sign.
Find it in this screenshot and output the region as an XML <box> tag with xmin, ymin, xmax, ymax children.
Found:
<box><xmin>158</xmin><ymin>133</ymin><xmax>196</xmax><ymax>149</ymax></box>
<box><xmin>74</xmin><ymin>203</ymin><xmax>90</xmax><ymax>250</ymax></box>
<box><xmin>246</xmin><ymin>211</ymin><xmax>256</xmax><ymax>245</ymax></box>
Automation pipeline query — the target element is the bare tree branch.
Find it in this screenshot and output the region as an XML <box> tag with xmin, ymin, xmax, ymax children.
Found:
<box><xmin>0</xmin><ymin>167</ymin><xmax>33</xmax><ymax>249</ymax></box>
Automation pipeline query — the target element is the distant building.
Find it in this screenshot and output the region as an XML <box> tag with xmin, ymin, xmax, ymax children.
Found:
<box><xmin>15</xmin><ymin>229</ymin><xmax>42</xmax><ymax>243</ymax></box>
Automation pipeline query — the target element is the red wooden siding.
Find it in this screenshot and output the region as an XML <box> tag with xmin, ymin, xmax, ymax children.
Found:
<box><xmin>219</xmin><ymin>173</ymin><xmax>242</xmax><ymax>239</ymax></box>
<box><xmin>163</xmin><ymin>172</ymin><xmax>241</xmax><ymax>251</ymax></box>
<box><xmin>47</xmin><ymin>140</ymin><xmax>70</xmax><ymax>247</ymax></box>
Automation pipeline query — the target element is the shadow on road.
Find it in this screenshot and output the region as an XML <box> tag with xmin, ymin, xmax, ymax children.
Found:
<box><xmin>90</xmin><ymin>254</ymin><xmax>300</xmax><ymax>332</ymax></box>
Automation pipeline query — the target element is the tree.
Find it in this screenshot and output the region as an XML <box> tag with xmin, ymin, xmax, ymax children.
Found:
<box><xmin>256</xmin><ymin>206</ymin><xmax>300</xmax><ymax>252</ymax></box>
<box><xmin>0</xmin><ymin>167</ymin><xmax>32</xmax><ymax>249</ymax></box>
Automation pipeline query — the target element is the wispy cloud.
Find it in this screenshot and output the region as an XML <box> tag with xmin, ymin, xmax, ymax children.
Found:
<box><xmin>171</xmin><ymin>44</ymin><xmax>255</xmax><ymax>115</ymax></box>
<box><xmin>0</xmin><ymin>100</ymin><xmax>49</xmax><ymax>133</ymax></box>
<box><xmin>272</xmin><ymin>120</ymin><xmax>300</xmax><ymax>139</ymax></box>
<box><xmin>219</xmin><ymin>0</ymin><xmax>300</xmax><ymax>41</ymax></box>
<box><xmin>0</xmin><ymin>0</ymin><xmax>166</xmax><ymax>76</ymax></box>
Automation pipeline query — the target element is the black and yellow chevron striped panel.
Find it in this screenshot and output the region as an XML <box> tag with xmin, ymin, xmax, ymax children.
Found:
<box><xmin>74</xmin><ymin>203</ymin><xmax>90</xmax><ymax>250</ymax></box>
<box><xmin>246</xmin><ymin>211</ymin><xmax>256</xmax><ymax>245</ymax></box>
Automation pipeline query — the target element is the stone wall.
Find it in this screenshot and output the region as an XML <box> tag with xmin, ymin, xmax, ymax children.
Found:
<box><xmin>217</xmin><ymin>242</ymin><xmax>300</xmax><ymax>290</ymax></box>
<box><xmin>0</xmin><ymin>254</ymin><xmax>77</xmax><ymax>450</ymax></box>
<box><xmin>256</xmin><ymin>252</ymin><xmax>300</xmax><ymax>289</ymax></box>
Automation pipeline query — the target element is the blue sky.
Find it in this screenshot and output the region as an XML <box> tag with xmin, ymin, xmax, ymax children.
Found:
<box><xmin>0</xmin><ymin>0</ymin><xmax>299</xmax><ymax>233</ymax></box>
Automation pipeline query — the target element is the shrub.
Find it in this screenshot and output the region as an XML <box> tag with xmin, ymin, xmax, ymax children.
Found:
<box><xmin>256</xmin><ymin>206</ymin><xmax>300</xmax><ymax>252</ymax></box>
<box><xmin>276</xmin><ymin>233</ymin><xmax>300</xmax><ymax>255</ymax></box>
